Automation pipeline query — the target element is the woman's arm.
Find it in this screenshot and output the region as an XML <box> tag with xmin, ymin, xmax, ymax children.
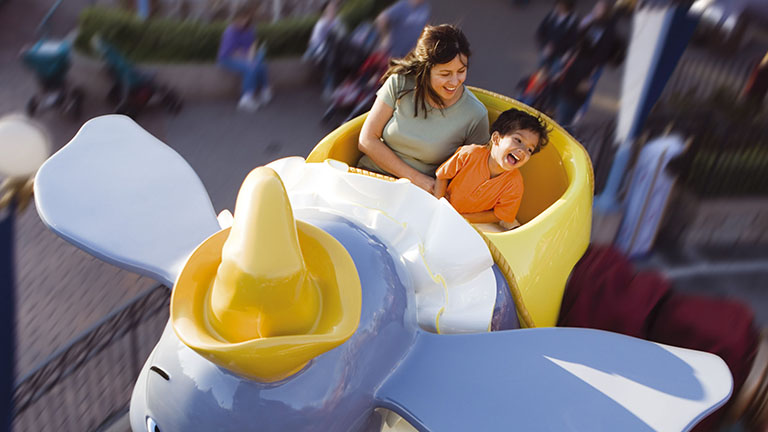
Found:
<box><xmin>358</xmin><ymin>98</ymin><xmax>435</xmax><ymax>192</ymax></box>
<box><xmin>461</xmin><ymin>211</ymin><xmax>500</xmax><ymax>224</ymax></box>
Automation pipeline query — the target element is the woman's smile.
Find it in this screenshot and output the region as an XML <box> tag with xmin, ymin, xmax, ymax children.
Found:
<box><xmin>430</xmin><ymin>54</ymin><xmax>468</xmax><ymax>107</ymax></box>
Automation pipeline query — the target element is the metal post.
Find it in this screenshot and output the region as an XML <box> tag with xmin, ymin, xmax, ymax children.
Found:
<box><xmin>594</xmin><ymin>4</ymin><xmax>699</xmax><ymax>212</ymax></box>
<box><xmin>35</xmin><ymin>0</ymin><xmax>64</xmax><ymax>37</ymax></box>
<box><xmin>0</xmin><ymin>203</ymin><xmax>16</xmax><ymax>432</ymax></box>
<box><xmin>130</xmin><ymin>315</ymin><xmax>141</xmax><ymax>376</ymax></box>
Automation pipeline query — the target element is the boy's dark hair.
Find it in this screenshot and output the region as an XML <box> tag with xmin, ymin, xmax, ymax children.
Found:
<box><xmin>490</xmin><ymin>108</ymin><xmax>550</xmax><ymax>154</ymax></box>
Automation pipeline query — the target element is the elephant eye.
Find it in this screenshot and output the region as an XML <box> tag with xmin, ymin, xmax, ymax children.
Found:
<box><xmin>150</xmin><ymin>365</ymin><xmax>170</xmax><ymax>381</ymax></box>
<box><xmin>146</xmin><ymin>416</ymin><xmax>160</xmax><ymax>432</ymax></box>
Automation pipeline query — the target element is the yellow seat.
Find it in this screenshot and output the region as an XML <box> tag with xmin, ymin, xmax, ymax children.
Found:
<box><xmin>306</xmin><ymin>87</ymin><xmax>593</xmax><ymax>327</ymax></box>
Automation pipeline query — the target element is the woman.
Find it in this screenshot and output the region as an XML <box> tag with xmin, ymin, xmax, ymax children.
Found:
<box><xmin>357</xmin><ymin>24</ymin><xmax>490</xmax><ymax>193</ymax></box>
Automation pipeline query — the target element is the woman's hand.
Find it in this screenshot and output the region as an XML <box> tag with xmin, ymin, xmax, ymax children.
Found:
<box><xmin>409</xmin><ymin>173</ymin><xmax>435</xmax><ymax>193</ymax></box>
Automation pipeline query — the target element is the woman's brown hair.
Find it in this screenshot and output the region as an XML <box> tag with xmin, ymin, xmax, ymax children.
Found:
<box><xmin>382</xmin><ymin>24</ymin><xmax>471</xmax><ymax>118</ymax></box>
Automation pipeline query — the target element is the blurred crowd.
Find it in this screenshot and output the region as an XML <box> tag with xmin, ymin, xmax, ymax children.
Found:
<box><xmin>304</xmin><ymin>0</ymin><xmax>430</xmax><ymax>123</ymax></box>
<box><xmin>517</xmin><ymin>0</ymin><xmax>628</xmax><ymax>127</ymax></box>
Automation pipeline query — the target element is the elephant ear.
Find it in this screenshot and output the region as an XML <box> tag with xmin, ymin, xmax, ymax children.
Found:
<box><xmin>34</xmin><ymin>115</ymin><xmax>220</xmax><ymax>287</ymax></box>
<box><xmin>375</xmin><ymin>327</ymin><xmax>732</xmax><ymax>432</ymax></box>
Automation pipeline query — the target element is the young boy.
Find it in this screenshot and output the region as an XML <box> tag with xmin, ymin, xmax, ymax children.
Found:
<box><xmin>433</xmin><ymin>108</ymin><xmax>549</xmax><ymax>228</ymax></box>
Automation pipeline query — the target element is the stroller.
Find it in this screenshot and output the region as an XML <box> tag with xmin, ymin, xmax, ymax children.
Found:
<box><xmin>21</xmin><ymin>39</ymin><xmax>84</xmax><ymax>119</ymax></box>
<box><xmin>90</xmin><ymin>36</ymin><xmax>182</xmax><ymax>118</ymax></box>
<box><xmin>516</xmin><ymin>66</ymin><xmax>558</xmax><ymax>117</ymax></box>
<box><xmin>517</xmin><ymin>57</ymin><xmax>604</xmax><ymax>125</ymax></box>
<box><xmin>321</xmin><ymin>22</ymin><xmax>386</xmax><ymax>124</ymax></box>
<box><xmin>322</xmin><ymin>50</ymin><xmax>389</xmax><ymax>125</ymax></box>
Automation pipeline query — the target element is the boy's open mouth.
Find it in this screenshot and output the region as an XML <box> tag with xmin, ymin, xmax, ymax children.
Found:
<box><xmin>506</xmin><ymin>153</ymin><xmax>520</xmax><ymax>165</ymax></box>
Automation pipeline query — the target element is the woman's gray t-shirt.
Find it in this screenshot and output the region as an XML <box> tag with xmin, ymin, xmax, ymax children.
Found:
<box><xmin>358</xmin><ymin>74</ymin><xmax>490</xmax><ymax>177</ymax></box>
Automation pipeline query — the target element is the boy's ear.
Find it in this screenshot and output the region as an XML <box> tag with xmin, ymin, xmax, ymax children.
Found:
<box><xmin>490</xmin><ymin>131</ymin><xmax>500</xmax><ymax>145</ymax></box>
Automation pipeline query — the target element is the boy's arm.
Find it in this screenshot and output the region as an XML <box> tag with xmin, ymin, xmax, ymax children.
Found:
<box><xmin>462</xmin><ymin>211</ymin><xmax>500</xmax><ymax>224</ymax></box>
<box><xmin>434</xmin><ymin>146</ymin><xmax>469</xmax><ymax>190</ymax></box>
<box><xmin>433</xmin><ymin>178</ymin><xmax>448</xmax><ymax>199</ymax></box>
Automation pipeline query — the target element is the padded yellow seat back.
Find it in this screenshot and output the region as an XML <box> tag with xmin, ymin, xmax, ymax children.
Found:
<box><xmin>307</xmin><ymin>87</ymin><xmax>593</xmax><ymax>327</ymax></box>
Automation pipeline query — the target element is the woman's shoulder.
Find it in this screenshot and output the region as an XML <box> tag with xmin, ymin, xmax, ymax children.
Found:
<box><xmin>459</xmin><ymin>88</ymin><xmax>489</xmax><ymax>118</ymax></box>
<box><xmin>383</xmin><ymin>73</ymin><xmax>415</xmax><ymax>92</ymax></box>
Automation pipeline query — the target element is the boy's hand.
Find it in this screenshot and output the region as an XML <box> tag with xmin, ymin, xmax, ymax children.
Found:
<box><xmin>433</xmin><ymin>178</ymin><xmax>448</xmax><ymax>199</ymax></box>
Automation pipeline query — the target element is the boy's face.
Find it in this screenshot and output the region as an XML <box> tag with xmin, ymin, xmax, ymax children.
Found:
<box><xmin>490</xmin><ymin>129</ymin><xmax>540</xmax><ymax>171</ymax></box>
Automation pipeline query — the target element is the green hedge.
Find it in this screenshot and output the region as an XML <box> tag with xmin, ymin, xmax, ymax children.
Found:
<box><xmin>76</xmin><ymin>0</ymin><xmax>394</xmax><ymax>63</ymax></box>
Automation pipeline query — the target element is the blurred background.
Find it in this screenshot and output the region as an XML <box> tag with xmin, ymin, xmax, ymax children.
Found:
<box><xmin>1</xmin><ymin>0</ymin><xmax>767</xmax><ymax>430</ymax></box>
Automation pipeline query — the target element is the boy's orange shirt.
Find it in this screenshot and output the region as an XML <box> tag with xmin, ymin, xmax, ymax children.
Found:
<box><xmin>435</xmin><ymin>144</ymin><xmax>524</xmax><ymax>224</ymax></box>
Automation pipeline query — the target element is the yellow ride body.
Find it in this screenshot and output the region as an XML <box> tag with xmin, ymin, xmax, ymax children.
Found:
<box><xmin>306</xmin><ymin>87</ymin><xmax>594</xmax><ymax>327</ymax></box>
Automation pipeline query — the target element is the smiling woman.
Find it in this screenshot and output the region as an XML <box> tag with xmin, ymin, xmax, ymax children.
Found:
<box><xmin>357</xmin><ymin>24</ymin><xmax>490</xmax><ymax>193</ymax></box>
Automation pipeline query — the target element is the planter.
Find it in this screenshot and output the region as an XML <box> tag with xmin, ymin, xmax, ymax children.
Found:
<box><xmin>70</xmin><ymin>50</ymin><xmax>314</xmax><ymax>101</ymax></box>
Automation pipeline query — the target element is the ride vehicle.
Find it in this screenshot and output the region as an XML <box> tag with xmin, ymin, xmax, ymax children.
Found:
<box><xmin>33</xmin><ymin>88</ymin><xmax>731</xmax><ymax>431</ymax></box>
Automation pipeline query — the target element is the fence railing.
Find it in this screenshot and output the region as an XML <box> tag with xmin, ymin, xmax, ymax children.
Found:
<box><xmin>12</xmin><ymin>284</ymin><xmax>170</xmax><ymax>432</ymax></box>
<box><xmin>663</xmin><ymin>49</ymin><xmax>759</xmax><ymax>103</ymax></box>
<box><xmin>644</xmin><ymin>109</ymin><xmax>768</xmax><ymax>197</ymax></box>
<box><xmin>570</xmin><ymin>103</ymin><xmax>768</xmax><ymax>199</ymax></box>
<box><xmin>572</xmin><ymin>120</ymin><xmax>617</xmax><ymax>195</ymax></box>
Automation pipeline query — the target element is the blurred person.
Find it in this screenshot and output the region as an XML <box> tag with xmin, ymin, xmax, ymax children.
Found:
<box><xmin>578</xmin><ymin>0</ymin><xmax>608</xmax><ymax>29</ymax></box>
<box><xmin>535</xmin><ymin>0</ymin><xmax>580</xmax><ymax>72</ymax></box>
<box><xmin>323</xmin><ymin>40</ymin><xmax>391</xmax><ymax>123</ymax></box>
<box><xmin>217</xmin><ymin>9</ymin><xmax>272</xmax><ymax>112</ymax></box>
<box><xmin>570</xmin><ymin>0</ymin><xmax>613</xmax><ymax>123</ymax></box>
<box><xmin>515</xmin><ymin>0</ymin><xmax>579</xmax><ymax>111</ymax></box>
<box><xmin>357</xmin><ymin>24</ymin><xmax>490</xmax><ymax>193</ymax></box>
<box><xmin>136</xmin><ymin>0</ymin><xmax>150</xmax><ymax>19</ymax></box>
<box><xmin>375</xmin><ymin>0</ymin><xmax>431</xmax><ymax>59</ymax></box>
<box><xmin>304</xmin><ymin>0</ymin><xmax>344</xmax><ymax>62</ymax></box>
<box><xmin>551</xmin><ymin>0</ymin><xmax>622</xmax><ymax>127</ymax></box>
<box><xmin>559</xmin><ymin>245</ymin><xmax>768</xmax><ymax>431</ymax></box>
<box><xmin>742</xmin><ymin>50</ymin><xmax>768</xmax><ymax>111</ymax></box>
<box><xmin>303</xmin><ymin>0</ymin><xmax>346</xmax><ymax>98</ymax></box>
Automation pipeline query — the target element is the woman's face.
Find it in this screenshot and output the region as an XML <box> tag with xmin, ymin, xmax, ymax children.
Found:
<box><xmin>429</xmin><ymin>54</ymin><xmax>468</xmax><ymax>106</ymax></box>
